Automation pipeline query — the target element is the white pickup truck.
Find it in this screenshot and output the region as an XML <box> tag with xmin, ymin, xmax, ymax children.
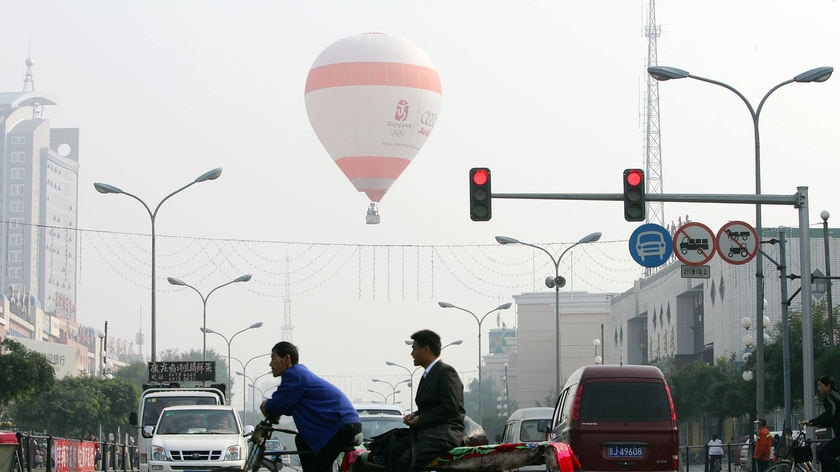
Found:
<box><xmin>146</xmin><ymin>405</ymin><xmax>249</xmax><ymax>472</ymax></box>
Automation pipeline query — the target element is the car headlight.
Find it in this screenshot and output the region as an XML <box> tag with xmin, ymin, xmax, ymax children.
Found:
<box><xmin>224</xmin><ymin>445</ymin><xmax>242</xmax><ymax>461</ymax></box>
<box><xmin>151</xmin><ymin>446</ymin><xmax>167</xmax><ymax>461</ymax></box>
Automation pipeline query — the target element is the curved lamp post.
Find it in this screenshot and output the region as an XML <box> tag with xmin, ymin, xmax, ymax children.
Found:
<box><xmin>168</xmin><ymin>274</ymin><xmax>252</xmax><ymax>362</ymax></box>
<box><xmin>94</xmin><ymin>167</ymin><xmax>223</xmax><ymax>362</ymax></box>
<box><xmin>239</xmin><ymin>370</ymin><xmax>272</xmax><ymax>425</ymax></box>
<box><xmin>385</xmin><ymin>361</ymin><xmax>423</xmax><ymax>411</ymax></box>
<box><xmin>367</xmin><ymin>389</ymin><xmax>388</xmax><ymax>403</ymax></box>
<box><xmin>437</xmin><ymin>301</ymin><xmax>512</xmax><ymax>421</ymax></box>
<box><xmin>202</xmin><ymin>321</ymin><xmax>263</xmax><ymax>401</ymax></box>
<box><xmin>648</xmin><ymin>65</ymin><xmax>832</xmax><ymax>421</ymax></box>
<box><xmin>496</xmin><ymin>231</ymin><xmax>602</xmax><ymax>394</ymax></box>
<box><xmin>405</xmin><ymin>339</ymin><xmax>464</xmax><ymax>350</ymax></box>
<box><xmin>371</xmin><ymin>378</ymin><xmax>409</xmax><ymax>405</ymax></box>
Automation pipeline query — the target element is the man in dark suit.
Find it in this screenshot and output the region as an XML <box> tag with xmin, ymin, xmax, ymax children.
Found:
<box><xmin>397</xmin><ymin>329</ymin><xmax>465</xmax><ymax>471</ymax></box>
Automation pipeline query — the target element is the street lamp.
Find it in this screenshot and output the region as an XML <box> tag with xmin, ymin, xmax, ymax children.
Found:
<box><xmin>648</xmin><ymin>65</ymin><xmax>832</xmax><ymax>420</ymax></box>
<box><xmin>367</xmin><ymin>389</ymin><xmax>389</xmax><ymax>403</ymax></box>
<box><xmin>228</xmin><ymin>353</ymin><xmax>271</xmax><ymax>408</ymax></box>
<box><xmin>94</xmin><ymin>167</ymin><xmax>223</xmax><ymax>362</ymax></box>
<box><xmin>371</xmin><ymin>378</ymin><xmax>409</xmax><ymax>404</ymax></box>
<box><xmin>821</xmin><ymin>210</ymin><xmax>834</xmax><ymax>347</ymax></box>
<box><xmin>385</xmin><ymin>361</ymin><xmax>422</xmax><ymax>411</ymax></box>
<box><xmin>238</xmin><ymin>370</ymin><xmax>271</xmax><ymax>425</ymax></box>
<box><xmin>592</xmin><ymin>339</ymin><xmax>602</xmax><ymax>364</ymax></box>
<box><xmin>496</xmin><ymin>231</ymin><xmax>602</xmax><ymax>394</ymax></box>
<box><xmin>202</xmin><ymin>321</ymin><xmax>263</xmax><ymax>400</ymax></box>
<box><xmin>437</xmin><ymin>301</ymin><xmax>511</xmax><ymax>422</ymax></box>
<box><xmin>167</xmin><ymin>274</ymin><xmax>252</xmax><ymax>362</ymax></box>
<box><xmin>405</xmin><ymin>339</ymin><xmax>464</xmax><ymax>350</ymax></box>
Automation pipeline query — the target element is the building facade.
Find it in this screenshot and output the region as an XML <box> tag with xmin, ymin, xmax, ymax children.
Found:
<box><xmin>1</xmin><ymin>64</ymin><xmax>80</xmax><ymax>323</ymax></box>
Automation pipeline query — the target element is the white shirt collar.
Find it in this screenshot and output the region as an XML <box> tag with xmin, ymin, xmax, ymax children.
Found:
<box><xmin>424</xmin><ymin>358</ymin><xmax>441</xmax><ymax>377</ymax></box>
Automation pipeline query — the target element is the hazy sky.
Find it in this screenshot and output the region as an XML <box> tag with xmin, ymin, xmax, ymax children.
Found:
<box><xmin>2</xmin><ymin>1</ymin><xmax>838</xmax><ymax>410</ymax></box>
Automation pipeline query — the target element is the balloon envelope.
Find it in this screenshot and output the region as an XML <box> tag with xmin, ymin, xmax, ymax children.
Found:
<box><xmin>305</xmin><ymin>33</ymin><xmax>442</xmax><ymax>203</ymax></box>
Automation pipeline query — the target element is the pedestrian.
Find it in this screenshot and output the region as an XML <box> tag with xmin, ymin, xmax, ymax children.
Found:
<box><xmin>396</xmin><ymin>329</ymin><xmax>465</xmax><ymax>471</ymax></box>
<box><xmin>708</xmin><ymin>433</ymin><xmax>724</xmax><ymax>472</ymax></box>
<box><xmin>800</xmin><ymin>375</ymin><xmax>840</xmax><ymax>472</ymax></box>
<box><xmin>260</xmin><ymin>341</ymin><xmax>361</xmax><ymax>472</ymax></box>
<box><xmin>753</xmin><ymin>418</ymin><xmax>772</xmax><ymax>472</ymax></box>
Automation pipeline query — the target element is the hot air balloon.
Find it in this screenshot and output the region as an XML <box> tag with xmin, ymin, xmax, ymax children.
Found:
<box><xmin>304</xmin><ymin>33</ymin><xmax>442</xmax><ymax>224</ymax></box>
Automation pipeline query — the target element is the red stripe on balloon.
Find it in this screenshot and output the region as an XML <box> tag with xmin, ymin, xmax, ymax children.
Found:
<box><xmin>335</xmin><ymin>156</ymin><xmax>411</xmax><ymax>179</ymax></box>
<box><xmin>305</xmin><ymin>62</ymin><xmax>442</xmax><ymax>94</ymax></box>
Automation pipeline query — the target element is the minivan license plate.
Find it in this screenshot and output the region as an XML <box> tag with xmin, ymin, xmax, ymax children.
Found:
<box><xmin>607</xmin><ymin>446</ymin><xmax>644</xmax><ymax>458</ymax></box>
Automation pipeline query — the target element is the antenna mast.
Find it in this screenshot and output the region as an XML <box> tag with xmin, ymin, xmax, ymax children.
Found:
<box><xmin>643</xmin><ymin>0</ymin><xmax>664</xmax><ymax>226</ymax></box>
<box><xmin>281</xmin><ymin>256</ymin><xmax>294</xmax><ymax>341</ymax></box>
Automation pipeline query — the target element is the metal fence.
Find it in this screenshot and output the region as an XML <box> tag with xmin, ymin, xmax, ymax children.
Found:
<box><xmin>14</xmin><ymin>432</ymin><xmax>137</xmax><ymax>472</ymax></box>
<box><xmin>680</xmin><ymin>442</ymin><xmax>750</xmax><ymax>472</ymax></box>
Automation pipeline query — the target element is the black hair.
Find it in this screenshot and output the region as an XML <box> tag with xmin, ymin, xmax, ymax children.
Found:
<box><xmin>818</xmin><ymin>375</ymin><xmax>837</xmax><ymax>390</ymax></box>
<box><xmin>272</xmin><ymin>341</ymin><xmax>299</xmax><ymax>364</ymax></box>
<box><xmin>411</xmin><ymin>329</ymin><xmax>442</xmax><ymax>356</ymax></box>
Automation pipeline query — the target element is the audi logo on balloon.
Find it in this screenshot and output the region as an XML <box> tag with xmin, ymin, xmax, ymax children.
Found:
<box><xmin>389</xmin><ymin>128</ymin><xmax>407</xmax><ymax>137</ymax></box>
<box><xmin>420</xmin><ymin>111</ymin><xmax>437</xmax><ymax>126</ymax></box>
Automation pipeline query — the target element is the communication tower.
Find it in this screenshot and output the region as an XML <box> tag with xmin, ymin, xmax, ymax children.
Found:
<box><xmin>643</xmin><ymin>0</ymin><xmax>664</xmax><ymax>226</ymax></box>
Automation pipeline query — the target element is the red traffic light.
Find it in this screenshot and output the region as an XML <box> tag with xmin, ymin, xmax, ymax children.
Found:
<box><xmin>472</xmin><ymin>168</ymin><xmax>489</xmax><ymax>186</ymax></box>
<box><xmin>626</xmin><ymin>169</ymin><xmax>643</xmax><ymax>187</ymax></box>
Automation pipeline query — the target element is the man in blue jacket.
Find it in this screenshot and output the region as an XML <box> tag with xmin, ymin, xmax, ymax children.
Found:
<box><xmin>260</xmin><ymin>341</ymin><xmax>361</xmax><ymax>472</ymax></box>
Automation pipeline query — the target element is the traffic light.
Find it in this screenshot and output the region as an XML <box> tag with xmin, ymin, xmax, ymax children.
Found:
<box><xmin>469</xmin><ymin>167</ymin><xmax>492</xmax><ymax>221</ymax></box>
<box><xmin>623</xmin><ymin>168</ymin><xmax>646</xmax><ymax>221</ymax></box>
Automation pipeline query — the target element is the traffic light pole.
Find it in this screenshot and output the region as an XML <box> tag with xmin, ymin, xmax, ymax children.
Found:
<box><xmin>489</xmin><ymin>186</ymin><xmax>817</xmax><ymax>434</ymax></box>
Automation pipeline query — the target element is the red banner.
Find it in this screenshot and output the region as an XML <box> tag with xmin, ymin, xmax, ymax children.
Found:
<box><xmin>53</xmin><ymin>439</ymin><xmax>96</xmax><ymax>472</ymax></box>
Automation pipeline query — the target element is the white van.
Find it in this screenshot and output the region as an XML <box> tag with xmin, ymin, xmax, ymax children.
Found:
<box><xmin>500</xmin><ymin>407</ymin><xmax>554</xmax><ymax>470</ymax></box>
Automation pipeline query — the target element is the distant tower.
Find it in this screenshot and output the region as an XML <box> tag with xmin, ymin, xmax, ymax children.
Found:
<box><xmin>136</xmin><ymin>307</ymin><xmax>146</xmax><ymax>361</ymax></box>
<box><xmin>23</xmin><ymin>57</ymin><xmax>35</xmax><ymax>92</ymax></box>
<box><xmin>281</xmin><ymin>257</ymin><xmax>294</xmax><ymax>341</ymax></box>
<box><xmin>643</xmin><ymin>0</ymin><xmax>664</xmax><ymax>226</ymax></box>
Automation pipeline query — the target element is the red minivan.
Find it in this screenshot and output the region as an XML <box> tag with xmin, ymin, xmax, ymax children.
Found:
<box><xmin>549</xmin><ymin>365</ymin><xmax>679</xmax><ymax>472</ymax></box>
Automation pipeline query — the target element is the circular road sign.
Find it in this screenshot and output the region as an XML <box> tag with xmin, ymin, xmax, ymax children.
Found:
<box><xmin>716</xmin><ymin>220</ymin><xmax>759</xmax><ymax>265</ymax></box>
<box><xmin>673</xmin><ymin>222</ymin><xmax>716</xmax><ymax>266</ymax></box>
<box><xmin>629</xmin><ymin>223</ymin><xmax>673</xmax><ymax>268</ymax></box>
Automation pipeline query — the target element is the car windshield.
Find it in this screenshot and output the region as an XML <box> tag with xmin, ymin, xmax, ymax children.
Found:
<box><xmin>156</xmin><ymin>409</ymin><xmax>238</xmax><ymax>435</ymax></box>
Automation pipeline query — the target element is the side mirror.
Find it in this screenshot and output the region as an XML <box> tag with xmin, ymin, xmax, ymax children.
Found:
<box><xmin>142</xmin><ymin>426</ymin><xmax>155</xmax><ymax>439</ymax></box>
<box><xmin>243</xmin><ymin>425</ymin><xmax>255</xmax><ymax>436</ymax></box>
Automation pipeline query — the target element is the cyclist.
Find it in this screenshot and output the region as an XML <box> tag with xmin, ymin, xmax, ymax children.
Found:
<box><xmin>708</xmin><ymin>433</ymin><xmax>725</xmax><ymax>472</ymax></box>
<box><xmin>260</xmin><ymin>341</ymin><xmax>361</xmax><ymax>472</ymax></box>
<box><xmin>800</xmin><ymin>375</ymin><xmax>840</xmax><ymax>472</ymax></box>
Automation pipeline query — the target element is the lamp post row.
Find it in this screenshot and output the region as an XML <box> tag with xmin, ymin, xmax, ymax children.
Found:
<box><xmin>94</xmin><ymin>167</ymin><xmax>223</xmax><ymax>362</ymax></box>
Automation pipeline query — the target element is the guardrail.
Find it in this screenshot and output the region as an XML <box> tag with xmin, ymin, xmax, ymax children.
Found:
<box><xmin>680</xmin><ymin>442</ymin><xmax>749</xmax><ymax>472</ymax></box>
<box><xmin>13</xmin><ymin>432</ymin><xmax>137</xmax><ymax>472</ymax></box>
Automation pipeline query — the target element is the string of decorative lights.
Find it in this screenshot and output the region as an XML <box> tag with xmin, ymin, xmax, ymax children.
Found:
<box><xmin>10</xmin><ymin>220</ymin><xmax>643</xmax><ymax>301</ymax></box>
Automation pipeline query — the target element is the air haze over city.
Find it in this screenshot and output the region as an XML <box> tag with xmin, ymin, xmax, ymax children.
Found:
<box><xmin>1</xmin><ymin>1</ymin><xmax>838</xmax><ymax>406</ymax></box>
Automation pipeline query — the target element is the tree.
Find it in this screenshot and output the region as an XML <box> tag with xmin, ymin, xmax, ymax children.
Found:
<box><xmin>0</xmin><ymin>338</ymin><xmax>55</xmax><ymax>406</ymax></box>
<box><xmin>12</xmin><ymin>375</ymin><xmax>139</xmax><ymax>438</ymax></box>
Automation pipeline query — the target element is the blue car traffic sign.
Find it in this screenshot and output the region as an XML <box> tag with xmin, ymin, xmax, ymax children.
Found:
<box><xmin>629</xmin><ymin>223</ymin><xmax>673</xmax><ymax>268</ymax></box>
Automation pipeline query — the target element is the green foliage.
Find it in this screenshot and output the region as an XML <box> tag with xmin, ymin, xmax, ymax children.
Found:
<box><xmin>664</xmin><ymin>299</ymin><xmax>840</xmax><ymax>426</ymax></box>
<box><xmin>0</xmin><ymin>338</ymin><xmax>56</xmax><ymax>405</ymax></box>
<box><xmin>464</xmin><ymin>375</ymin><xmax>519</xmax><ymax>442</ymax></box>
<box><xmin>664</xmin><ymin>355</ymin><xmax>752</xmax><ymax>430</ymax></box>
<box><xmin>12</xmin><ymin>375</ymin><xmax>139</xmax><ymax>437</ymax></box>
